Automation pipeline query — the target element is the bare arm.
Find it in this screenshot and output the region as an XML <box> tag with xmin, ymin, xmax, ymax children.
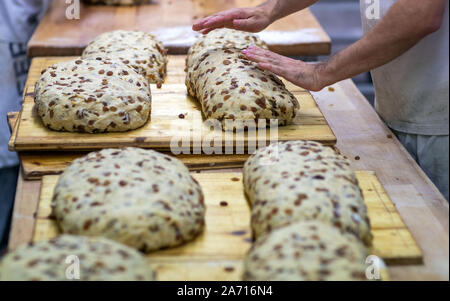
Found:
<box><xmin>318</xmin><ymin>0</ymin><xmax>447</xmax><ymax>87</ymax></box>
<box><xmin>193</xmin><ymin>0</ymin><xmax>318</xmax><ymax>34</ymax></box>
<box><xmin>244</xmin><ymin>0</ymin><xmax>447</xmax><ymax>91</ymax></box>
<box><xmin>268</xmin><ymin>0</ymin><xmax>318</xmax><ymax>22</ymax></box>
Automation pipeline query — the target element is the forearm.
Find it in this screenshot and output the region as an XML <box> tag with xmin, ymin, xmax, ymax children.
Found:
<box><xmin>318</xmin><ymin>0</ymin><xmax>446</xmax><ymax>86</ymax></box>
<box><xmin>262</xmin><ymin>0</ymin><xmax>318</xmax><ymax>22</ymax></box>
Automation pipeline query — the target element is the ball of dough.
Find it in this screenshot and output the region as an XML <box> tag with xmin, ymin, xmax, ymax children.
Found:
<box><xmin>186</xmin><ymin>28</ymin><xmax>267</xmax><ymax>71</ymax></box>
<box><xmin>243</xmin><ymin>221</ymin><xmax>369</xmax><ymax>281</ymax></box>
<box><xmin>51</xmin><ymin>148</ymin><xmax>206</xmax><ymax>253</ymax></box>
<box><xmin>83</xmin><ymin>30</ymin><xmax>167</xmax><ymax>86</ymax></box>
<box><xmin>0</xmin><ymin>235</ymin><xmax>156</xmax><ymax>281</ymax></box>
<box><xmin>35</xmin><ymin>58</ymin><xmax>151</xmax><ymax>133</ymax></box>
<box><xmin>186</xmin><ymin>47</ymin><xmax>299</xmax><ymax>130</ymax></box>
<box><xmin>243</xmin><ymin>140</ymin><xmax>372</xmax><ymax>245</ymax></box>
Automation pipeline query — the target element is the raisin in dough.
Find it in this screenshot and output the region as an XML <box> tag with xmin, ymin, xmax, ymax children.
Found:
<box><xmin>51</xmin><ymin>148</ymin><xmax>206</xmax><ymax>253</ymax></box>
<box><xmin>186</xmin><ymin>28</ymin><xmax>267</xmax><ymax>71</ymax></box>
<box><xmin>0</xmin><ymin>235</ymin><xmax>156</xmax><ymax>281</ymax></box>
<box><xmin>35</xmin><ymin>58</ymin><xmax>151</xmax><ymax>133</ymax></box>
<box><xmin>82</xmin><ymin>0</ymin><xmax>151</xmax><ymax>6</ymax></box>
<box><xmin>243</xmin><ymin>141</ymin><xmax>372</xmax><ymax>245</ymax></box>
<box><xmin>243</xmin><ymin>221</ymin><xmax>369</xmax><ymax>281</ymax></box>
<box><xmin>186</xmin><ymin>47</ymin><xmax>299</xmax><ymax>129</ymax></box>
<box><xmin>83</xmin><ymin>30</ymin><xmax>167</xmax><ymax>86</ymax></box>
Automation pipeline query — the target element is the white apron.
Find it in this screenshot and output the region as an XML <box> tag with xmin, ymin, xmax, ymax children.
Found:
<box><xmin>360</xmin><ymin>0</ymin><xmax>449</xmax><ymax>200</ymax></box>
<box><xmin>360</xmin><ymin>0</ymin><xmax>449</xmax><ymax>135</ymax></box>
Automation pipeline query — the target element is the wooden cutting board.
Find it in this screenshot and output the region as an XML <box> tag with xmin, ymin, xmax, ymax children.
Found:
<box><xmin>32</xmin><ymin>171</ymin><xmax>422</xmax><ymax>280</ymax></box>
<box><xmin>9</xmin><ymin>55</ymin><xmax>336</xmax><ymax>152</ymax></box>
<box><xmin>28</xmin><ymin>0</ymin><xmax>331</xmax><ymax>57</ymax></box>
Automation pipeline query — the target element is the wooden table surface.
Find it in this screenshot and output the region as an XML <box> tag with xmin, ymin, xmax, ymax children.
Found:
<box><xmin>27</xmin><ymin>0</ymin><xmax>331</xmax><ymax>57</ymax></box>
<box><xmin>7</xmin><ymin>79</ymin><xmax>449</xmax><ymax>281</ymax></box>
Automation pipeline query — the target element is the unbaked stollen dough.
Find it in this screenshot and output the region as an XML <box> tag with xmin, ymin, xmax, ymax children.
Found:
<box><xmin>0</xmin><ymin>235</ymin><xmax>156</xmax><ymax>281</ymax></box>
<box><xmin>243</xmin><ymin>140</ymin><xmax>372</xmax><ymax>245</ymax></box>
<box><xmin>34</xmin><ymin>57</ymin><xmax>151</xmax><ymax>133</ymax></box>
<box><xmin>83</xmin><ymin>30</ymin><xmax>167</xmax><ymax>86</ymax></box>
<box><xmin>186</xmin><ymin>28</ymin><xmax>268</xmax><ymax>71</ymax></box>
<box><xmin>51</xmin><ymin>148</ymin><xmax>206</xmax><ymax>253</ymax></box>
<box><xmin>243</xmin><ymin>221</ymin><xmax>369</xmax><ymax>281</ymax></box>
<box><xmin>186</xmin><ymin>47</ymin><xmax>299</xmax><ymax>130</ymax></box>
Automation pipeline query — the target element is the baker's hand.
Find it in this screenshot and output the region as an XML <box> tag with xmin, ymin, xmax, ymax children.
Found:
<box><xmin>192</xmin><ymin>6</ymin><xmax>272</xmax><ymax>34</ymax></box>
<box><xmin>242</xmin><ymin>46</ymin><xmax>328</xmax><ymax>92</ymax></box>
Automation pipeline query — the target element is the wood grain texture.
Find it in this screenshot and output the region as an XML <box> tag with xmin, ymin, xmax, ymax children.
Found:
<box><xmin>9</xmin><ymin>112</ymin><xmax>345</xmax><ymax>179</ymax></box>
<box><xmin>19</xmin><ymin>152</ymin><xmax>251</xmax><ymax>179</ymax></box>
<box><xmin>9</xmin><ymin>56</ymin><xmax>336</xmax><ymax>152</ymax></box>
<box><xmin>6</xmin><ymin>112</ymin><xmax>17</xmax><ymax>133</ymax></box>
<box><xmin>6</xmin><ymin>173</ymin><xmax>41</xmax><ymax>252</ymax></box>
<box><xmin>27</xmin><ymin>0</ymin><xmax>331</xmax><ymax>57</ymax></box>
<box><xmin>8</xmin><ymin>113</ymin><xmax>250</xmax><ymax>177</ymax></box>
<box><xmin>32</xmin><ymin>171</ymin><xmax>416</xmax><ymax>280</ymax></box>
<box><xmin>8</xmin><ymin>113</ymin><xmax>343</xmax><ymax>179</ymax></box>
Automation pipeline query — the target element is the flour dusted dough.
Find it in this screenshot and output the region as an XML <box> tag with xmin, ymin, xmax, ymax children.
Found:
<box><xmin>186</xmin><ymin>47</ymin><xmax>299</xmax><ymax>129</ymax></box>
<box><xmin>35</xmin><ymin>58</ymin><xmax>151</xmax><ymax>133</ymax></box>
<box><xmin>243</xmin><ymin>141</ymin><xmax>372</xmax><ymax>245</ymax></box>
<box><xmin>51</xmin><ymin>148</ymin><xmax>206</xmax><ymax>253</ymax></box>
<box><xmin>186</xmin><ymin>28</ymin><xmax>268</xmax><ymax>71</ymax></box>
<box><xmin>186</xmin><ymin>29</ymin><xmax>297</xmax><ymax>129</ymax></box>
<box><xmin>83</xmin><ymin>30</ymin><xmax>167</xmax><ymax>86</ymax></box>
<box><xmin>0</xmin><ymin>235</ymin><xmax>156</xmax><ymax>281</ymax></box>
<box><xmin>82</xmin><ymin>0</ymin><xmax>152</xmax><ymax>5</ymax></box>
<box><xmin>243</xmin><ymin>221</ymin><xmax>369</xmax><ymax>281</ymax></box>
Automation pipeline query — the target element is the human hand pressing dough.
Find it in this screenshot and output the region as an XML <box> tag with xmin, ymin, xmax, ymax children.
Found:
<box><xmin>243</xmin><ymin>46</ymin><xmax>328</xmax><ymax>92</ymax></box>
<box><xmin>192</xmin><ymin>6</ymin><xmax>272</xmax><ymax>34</ymax></box>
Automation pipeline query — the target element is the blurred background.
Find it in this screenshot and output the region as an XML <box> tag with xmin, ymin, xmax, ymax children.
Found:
<box><xmin>310</xmin><ymin>0</ymin><xmax>375</xmax><ymax>104</ymax></box>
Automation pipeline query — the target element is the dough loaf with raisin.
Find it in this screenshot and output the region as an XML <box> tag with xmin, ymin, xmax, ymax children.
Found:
<box><xmin>51</xmin><ymin>148</ymin><xmax>206</xmax><ymax>253</ymax></box>
<box><xmin>83</xmin><ymin>30</ymin><xmax>167</xmax><ymax>86</ymax></box>
<box><xmin>35</xmin><ymin>58</ymin><xmax>151</xmax><ymax>133</ymax></box>
<box><xmin>243</xmin><ymin>221</ymin><xmax>369</xmax><ymax>281</ymax></box>
<box><xmin>243</xmin><ymin>141</ymin><xmax>372</xmax><ymax>245</ymax></box>
<box><xmin>186</xmin><ymin>28</ymin><xmax>267</xmax><ymax>71</ymax></box>
<box><xmin>0</xmin><ymin>235</ymin><xmax>156</xmax><ymax>281</ymax></box>
<box><xmin>186</xmin><ymin>47</ymin><xmax>299</xmax><ymax>129</ymax></box>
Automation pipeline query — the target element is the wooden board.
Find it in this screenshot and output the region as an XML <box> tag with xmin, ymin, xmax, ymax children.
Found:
<box><xmin>28</xmin><ymin>0</ymin><xmax>331</xmax><ymax>57</ymax></box>
<box><xmin>32</xmin><ymin>171</ymin><xmax>421</xmax><ymax>280</ymax></box>
<box><xmin>19</xmin><ymin>151</ymin><xmax>250</xmax><ymax>179</ymax></box>
<box><xmin>8</xmin><ymin>112</ymin><xmax>340</xmax><ymax>180</ymax></box>
<box><xmin>9</xmin><ymin>56</ymin><xmax>336</xmax><ymax>152</ymax></box>
<box><xmin>7</xmin><ymin>112</ymin><xmax>250</xmax><ymax>179</ymax></box>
